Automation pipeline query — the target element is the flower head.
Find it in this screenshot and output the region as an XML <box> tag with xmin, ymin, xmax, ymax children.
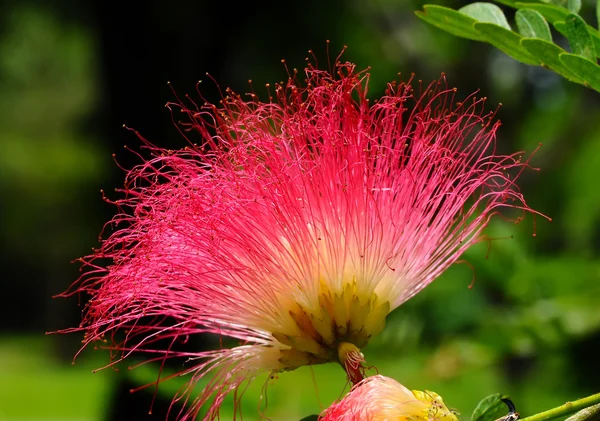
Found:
<box><xmin>321</xmin><ymin>375</ymin><xmax>459</xmax><ymax>421</ymax></box>
<box><xmin>59</xmin><ymin>60</ymin><xmax>541</xmax><ymax>419</ymax></box>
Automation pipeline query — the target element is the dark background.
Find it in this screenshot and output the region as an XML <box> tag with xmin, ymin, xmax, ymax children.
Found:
<box><xmin>1</xmin><ymin>0</ymin><xmax>599</xmax><ymax>419</ymax></box>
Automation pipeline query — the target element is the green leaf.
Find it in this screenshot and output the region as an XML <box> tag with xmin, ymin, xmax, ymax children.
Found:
<box><xmin>415</xmin><ymin>5</ymin><xmax>486</xmax><ymax>41</ymax></box>
<box><xmin>554</xmin><ymin>21</ymin><xmax>600</xmax><ymax>58</ymax></box>
<box><xmin>564</xmin><ymin>13</ymin><xmax>595</xmax><ymax>60</ymax></box>
<box><xmin>597</xmin><ymin>0</ymin><xmax>600</xmax><ymax>30</ymax></box>
<box><xmin>521</xmin><ymin>38</ymin><xmax>585</xmax><ymax>83</ymax></box>
<box><xmin>298</xmin><ymin>416</ymin><xmax>319</xmax><ymax>421</ymax></box>
<box><xmin>494</xmin><ymin>0</ymin><xmax>520</xmax><ymax>6</ymax></box>
<box><xmin>568</xmin><ymin>0</ymin><xmax>581</xmax><ymax>13</ymax></box>
<box><xmin>459</xmin><ymin>2</ymin><xmax>511</xmax><ymax>30</ymax></box>
<box><xmin>516</xmin><ymin>9</ymin><xmax>552</xmax><ymax>40</ymax></box>
<box><xmin>515</xmin><ymin>2</ymin><xmax>570</xmax><ymax>23</ymax></box>
<box><xmin>560</xmin><ymin>53</ymin><xmax>600</xmax><ymax>91</ymax></box>
<box><xmin>472</xmin><ymin>394</ymin><xmax>509</xmax><ymax>421</ymax></box>
<box><xmin>473</xmin><ymin>22</ymin><xmax>541</xmax><ymax>64</ymax></box>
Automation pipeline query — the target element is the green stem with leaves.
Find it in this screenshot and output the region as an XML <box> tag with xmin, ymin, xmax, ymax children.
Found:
<box><xmin>520</xmin><ymin>393</ymin><xmax>600</xmax><ymax>421</ymax></box>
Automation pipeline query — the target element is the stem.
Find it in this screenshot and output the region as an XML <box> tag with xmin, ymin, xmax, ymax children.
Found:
<box><xmin>520</xmin><ymin>393</ymin><xmax>600</xmax><ymax>421</ymax></box>
<box><xmin>565</xmin><ymin>404</ymin><xmax>600</xmax><ymax>421</ymax></box>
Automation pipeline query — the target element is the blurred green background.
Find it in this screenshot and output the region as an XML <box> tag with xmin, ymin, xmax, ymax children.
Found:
<box><xmin>1</xmin><ymin>0</ymin><xmax>599</xmax><ymax>420</ymax></box>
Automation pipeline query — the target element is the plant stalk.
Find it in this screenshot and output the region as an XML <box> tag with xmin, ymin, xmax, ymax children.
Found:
<box><xmin>519</xmin><ymin>393</ymin><xmax>600</xmax><ymax>421</ymax></box>
<box><xmin>565</xmin><ymin>404</ymin><xmax>600</xmax><ymax>421</ymax></box>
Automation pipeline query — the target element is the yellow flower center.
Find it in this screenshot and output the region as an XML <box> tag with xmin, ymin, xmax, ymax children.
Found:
<box><xmin>273</xmin><ymin>280</ymin><xmax>390</xmax><ymax>379</ymax></box>
<box><xmin>412</xmin><ymin>390</ymin><xmax>460</xmax><ymax>421</ymax></box>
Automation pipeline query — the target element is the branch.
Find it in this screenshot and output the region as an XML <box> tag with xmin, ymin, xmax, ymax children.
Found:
<box><xmin>520</xmin><ymin>393</ymin><xmax>600</xmax><ymax>421</ymax></box>
<box><xmin>565</xmin><ymin>403</ymin><xmax>600</xmax><ymax>421</ymax></box>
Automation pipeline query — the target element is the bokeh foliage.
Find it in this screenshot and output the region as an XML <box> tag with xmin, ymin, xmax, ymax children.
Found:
<box><xmin>416</xmin><ymin>1</ymin><xmax>600</xmax><ymax>90</ymax></box>
<box><xmin>1</xmin><ymin>0</ymin><xmax>599</xmax><ymax>420</ymax></box>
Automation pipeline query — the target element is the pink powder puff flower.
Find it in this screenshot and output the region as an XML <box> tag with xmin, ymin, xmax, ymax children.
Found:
<box><xmin>57</xmin><ymin>59</ymin><xmax>545</xmax><ymax>420</ymax></box>
<box><xmin>320</xmin><ymin>374</ymin><xmax>459</xmax><ymax>421</ymax></box>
